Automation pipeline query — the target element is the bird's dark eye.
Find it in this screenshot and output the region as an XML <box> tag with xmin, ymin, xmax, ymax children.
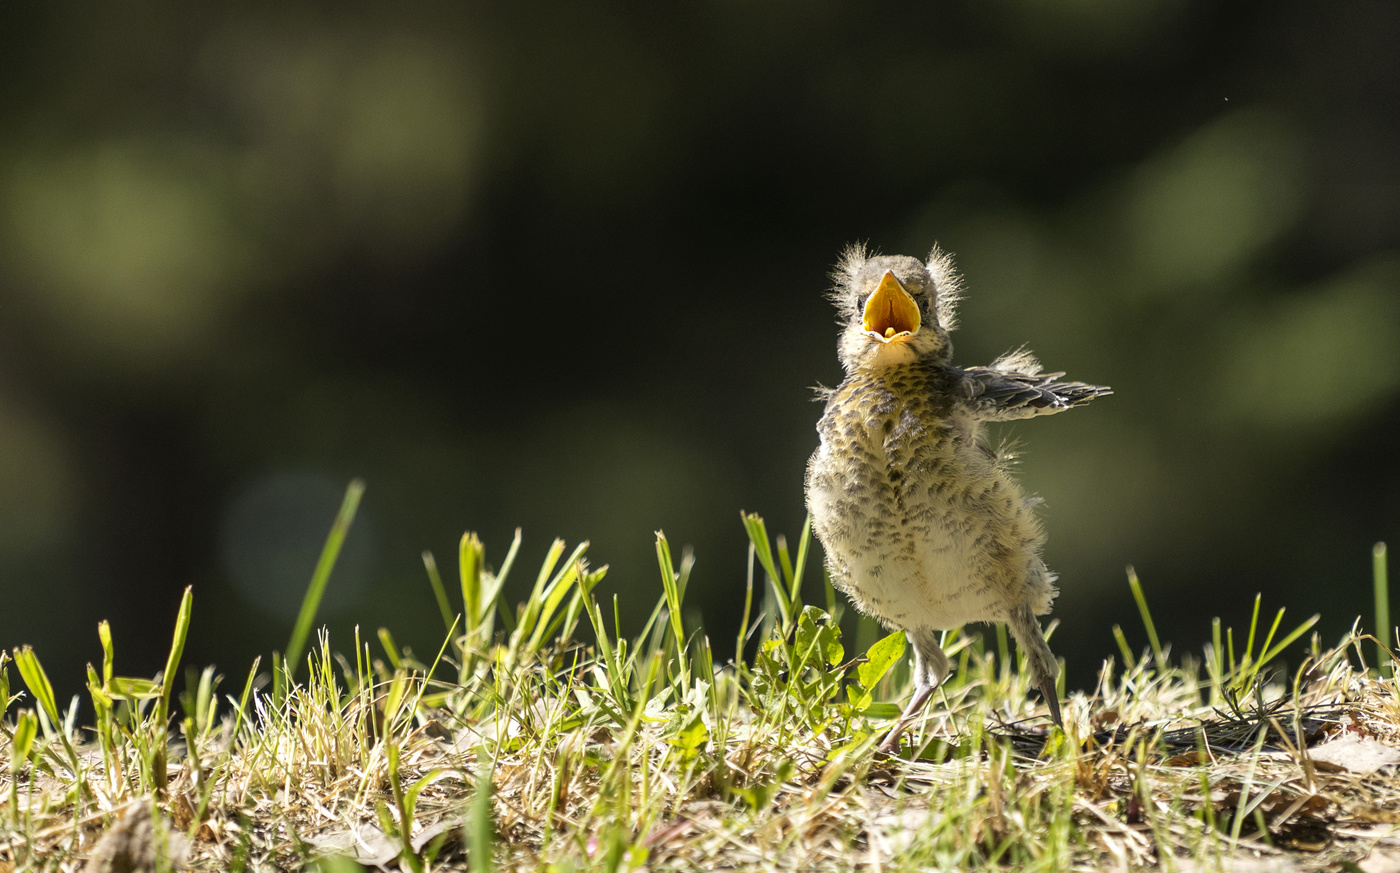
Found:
<box><xmin>856</xmin><ymin>294</ymin><xmax>870</xmax><ymax>311</ymax></box>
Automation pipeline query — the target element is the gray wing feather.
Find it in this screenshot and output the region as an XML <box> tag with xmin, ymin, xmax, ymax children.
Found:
<box><xmin>957</xmin><ymin>366</ymin><xmax>1111</xmax><ymax>421</ymax></box>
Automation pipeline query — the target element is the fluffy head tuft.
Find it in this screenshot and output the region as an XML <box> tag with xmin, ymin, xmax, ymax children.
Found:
<box><xmin>924</xmin><ymin>244</ymin><xmax>963</xmax><ymax>333</ymax></box>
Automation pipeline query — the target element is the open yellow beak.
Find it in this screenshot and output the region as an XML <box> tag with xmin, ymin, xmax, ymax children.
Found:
<box><xmin>862</xmin><ymin>270</ymin><xmax>921</xmax><ymax>342</ymax></box>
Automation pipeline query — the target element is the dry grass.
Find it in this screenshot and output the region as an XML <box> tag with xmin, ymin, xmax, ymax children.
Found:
<box><xmin>2</xmin><ymin>512</ymin><xmax>1399</xmax><ymax>872</ymax></box>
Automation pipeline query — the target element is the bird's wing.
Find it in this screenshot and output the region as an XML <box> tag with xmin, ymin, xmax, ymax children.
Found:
<box><xmin>956</xmin><ymin>366</ymin><xmax>1112</xmax><ymax>421</ymax></box>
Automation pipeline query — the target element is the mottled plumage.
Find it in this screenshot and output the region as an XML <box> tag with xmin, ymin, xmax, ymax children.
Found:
<box><xmin>805</xmin><ymin>245</ymin><xmax>1110</xmax><ymax>750</ymax></box>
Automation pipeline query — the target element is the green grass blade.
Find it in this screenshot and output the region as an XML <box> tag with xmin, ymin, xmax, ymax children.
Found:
<box><xmin>1112</xmin><ymin>625</ymin><xmax>1134</xmax><ymax>667</ymax></box>
<box><xmin>231</xmin><ymin>656</ymin><xmax>261</xmax><ymax>742</ymax></box>
<box><xmin>485</xmin><ymin>528</ymin><xmax>522</xmax><ymax>610</ymax></box>
<box><xmin>150</xmin><ymin>586</ymin><xmax>194</xmax><ymax>797</ymax></box>
<box><xmin>656</xmin><ymin>531</ymin><xmax>688</xmax><ymax>683</ymax></box>
<box><xmin>12</xmin><ymin>647</ymin><xmax>60</xmax><ymax>729</ymax></box>
<box><xmin>470</xmin><ymin>754</ymin><xmax>496</xmax><ymax>873</ymax></box>
<box><xmin>735</xmin><ymin>559</ymin><xmax>755</xmax><ymax>669</ymax></box>
<box><xmin>422</xmin><ymin>550</ymin><xmax>455</xmax><ymax>633</ymax></box>
<box><xmin>1376</xmin><ymin>542</ymin><xmax>1391</xmax><ymax>679</ymax></box>
<box><xmin>522</xmin><ymin>542</ymin><xmax>589</xmax><ymax>656</ymax></box>
<box><xmin>1255</xmin><ymin>613</ymin><xmax>1320</xmax><ymax>673</ymax></box>
<box><xmin>379</xmin><ymin>628</ymin><xmax>403</xmax><ymax>671</ymax></box>
<box><xmin>795</xmin><ymin>515</ymin><xmax>813</xmax><ymax>596</ymax></box>
<box><xmin>1126</xmin><ymin>566</ymin><xmax>1164</xmax><ymax>667</ymax></box>
<box><xmin>9</xmin><ymin>709</ymin><xmax>37</xmax><ymax>769</ymax></box>
<box><xmin>8</xmin><ymin>709</ymin><xmax>37</xmax><ymax>823</ymax></box>
<box><xmin>1244</xmin><ymin>593</ymin><xmax>1262</xmax><ymax>672</ymax></box>
<box><xmin>98</xmin><ymin>621</ymin><xmax>115</xmax><ymax>686</ymax></box>
<box><xmin>285</xmin><ymin>479</ymin><xmax>366</xmax><ymax>682</ymax></box>
<box><xmin>460</xmin><ymin>532</ymin><xmax>484</xmax><ymax>631</ymax></box>
<box><xmin>742</xmin><ymin>512</ymin><xmax>794</xmax><ymax>633</ymax></box>
<box><xmin>158</xmin><ymin>587</ymin><xmax>194</xmax><ymax>723</ymax></box>
<box><xmin>0</xmin><ymin>651</ymin><xmax>9</xmax><ymax>720</ymax></box>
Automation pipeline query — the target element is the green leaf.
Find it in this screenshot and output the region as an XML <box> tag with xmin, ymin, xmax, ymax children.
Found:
<box><xmin>858</xmin><ymin>631</ymin><xmax>906</xmax><ymax>688</ymax></box>
<box><xmin>819</xmin><ymin>623</ymin><xmax>844</xmax><ymax>667</ymax></box>
<box><xmin>795</xmin><ymin>605</ymin><xmax>843</xmax><ymax>668</ymax></box>
<box><xmin>846</xmin><ymin>630</ymin><xmax>906</xmax><ymax>713</ymax></box>
<box><xmin>669</xmin><ymin>713</ymin><xmax>709</xmax><ymax>760</ymax></box>
<box><xmin>795</xmin><ymin>608</ymin><xmax>820</xmax><ymax>655</ymax></box>
<box><xmin>863</xmin><ymin>703</ymin><xmax>903</xmax><ymax>720</ymax></box>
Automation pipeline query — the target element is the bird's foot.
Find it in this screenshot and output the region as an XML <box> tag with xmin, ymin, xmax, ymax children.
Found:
<box><xmin>874</xmin><ymin>685</ymin><xmax>938</xmax><ymax>755</ymax></box>
<box><xmin>875</xmin><ymin>719</ymin><xmax>913</xmax><ymax>755</ymax></box>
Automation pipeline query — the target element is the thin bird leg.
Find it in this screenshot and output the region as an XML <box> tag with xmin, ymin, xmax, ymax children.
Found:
<box><xmin>876</xmin><ymin>686</ymin><xmax>936</xmax><ymax>754</ymax></box>
<box><xmin>1039</xmin><ymin>675</ymin><xmax>1063</xmax><ymax>728</ymax></box>
<box><xmin>876</xmin><ymin>630</ymin><xmax>950</xmax><ymax>754</ymax></box>
<box><xmin>1008</xmin><ymin>601</ymin><xmax>1063</xmax><ymax>728</ymax></box>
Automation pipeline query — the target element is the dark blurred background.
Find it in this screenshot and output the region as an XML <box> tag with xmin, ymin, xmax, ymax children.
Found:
<box><xmin>2</xmin><ymin>2</ymin><xmax>1398</xmax><ymax>700</ymax></box>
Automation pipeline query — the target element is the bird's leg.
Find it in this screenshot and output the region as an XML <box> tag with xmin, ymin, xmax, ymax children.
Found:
<box><xmin>1008</xmin><ymin>601</ymin><xmax>1062</xmax><ymax>728</ymax></box>
<box><xmin>876</xmin><ymin>629</ymin><xmax>950</xmax><ymax>754</ymax></box>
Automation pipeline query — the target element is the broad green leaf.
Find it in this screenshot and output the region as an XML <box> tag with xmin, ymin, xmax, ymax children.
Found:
<box><xmin>858</xmin><ymin>631</ymin><xmax>906</xmax><ymax>688</ymax></box>
<box><xmin>863</xmin><ymin>703</ymin><xmax>903</xmax><ymax>720</ymax></box>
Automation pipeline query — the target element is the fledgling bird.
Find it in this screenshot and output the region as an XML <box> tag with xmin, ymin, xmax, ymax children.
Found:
<box><xmin>805</xmin><ymin>244</ymin><xmax>1110</xmax><ymax>751</ymax></box>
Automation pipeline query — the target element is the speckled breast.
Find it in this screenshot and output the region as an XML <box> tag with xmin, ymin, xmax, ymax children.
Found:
<box><xmin>806</xmin><ymin>364</ymin><xmax>1031</xmax><ymax>631</ymax></box>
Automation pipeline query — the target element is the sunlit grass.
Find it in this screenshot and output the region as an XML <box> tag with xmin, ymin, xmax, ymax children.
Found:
<box><xmin>0</xmin><ymin>485</ymin><xmax>1397</xmax><ymax>870</ymax></box>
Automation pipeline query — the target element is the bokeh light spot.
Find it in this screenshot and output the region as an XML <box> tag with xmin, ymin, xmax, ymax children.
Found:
<box><xmin>1128</xmin><ymin>112</ymin><xmax>1307</xmax><ymax>289</ymax></box>
<box><xmin>2</xmin><ymin>139</ymin><xmax>251</xmax><ymax>366</ymax></box>
<box><xmin>1218</xmin><ymin>258</ymin><xmax>1400</xmax><ymax>434</ymax></box>
<box><xmin>218</xmin><ymin>472</ymin><xmax>375</xmax><ymax>622</ymax></box>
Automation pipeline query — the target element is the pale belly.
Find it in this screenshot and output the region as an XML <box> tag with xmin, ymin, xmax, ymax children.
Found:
<box><xmin>806</xmin><ymin>424</ymin><xmax>1042</xmax><ymax>632</ymax></box>
<box><xmin>812</xmin><ymin>470</ymin><xmax>1019</xmax><ymax>635</ymax></box>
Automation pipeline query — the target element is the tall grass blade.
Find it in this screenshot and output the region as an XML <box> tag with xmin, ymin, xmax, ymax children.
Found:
<box><xmin>284</xmin><ymin>478</ymin><xmax>366</xmax><ymax>686</ymax></box>
<box><xmin>470</xmin><ymin>755</ymin><xmax>496</xmax><ymax>873</ymax></box>
<box><xmin>422</xmin><ymin>550</ymin><xmax>454</xmax><ymax>632</ymax></box>
<box><xmin>1255</xmin><ymin>613</ymin><xmax>1319</xmax><ymax>674</ymax></box>
<box><xmin>1126</xmin><ymin>566</ymin><xmax>1164</xmax><ymax>668</ymax></box>
<box><xmin>742</xmin><ymin>512</ymin><xmax>796</xmax><ymax>634</ymax></box>
<box><xmin>1376</xmin><ymin>542</ymin><xmax>1391</xmax><ymax>679</ymax></box>
<box><xmin>157</xmin><ymin>587</ymin><xmax>194</xmax><ymax>725</ymax></box>
<box><xmin>151</xmin><ymin>586</ymin><xmax>194</xmax><ymax>797</ymax></box>
<box><xmin>460</xmin><ymin>533</ymin><xmax>484</xmax><ymax>632</ymax></box>
<box><xmin>656</xmin><ymin>532</ymin><xmax>689</xmax><ymax>684</ymax></box>
<box><xmin>0</xmin><ymin>651</ymin><xmax>9</xmax><ymax>719</ymax></box>
<box><xmin>8</xmin><ymin>710</ymin><xmax>36</xmax><ymax>823</ymax></box>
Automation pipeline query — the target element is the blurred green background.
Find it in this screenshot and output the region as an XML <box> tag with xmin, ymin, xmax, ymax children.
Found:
<box><xmin>1</xmin><ymin>2</ymin><xmax>1397</xmax><ymax>697</ymax></box>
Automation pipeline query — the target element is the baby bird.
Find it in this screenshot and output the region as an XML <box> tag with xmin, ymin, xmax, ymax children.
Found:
<box><xmin>805</xmin><ymin>244</ymin><xmax>1110</xmax><ymax>751</ymax></box>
